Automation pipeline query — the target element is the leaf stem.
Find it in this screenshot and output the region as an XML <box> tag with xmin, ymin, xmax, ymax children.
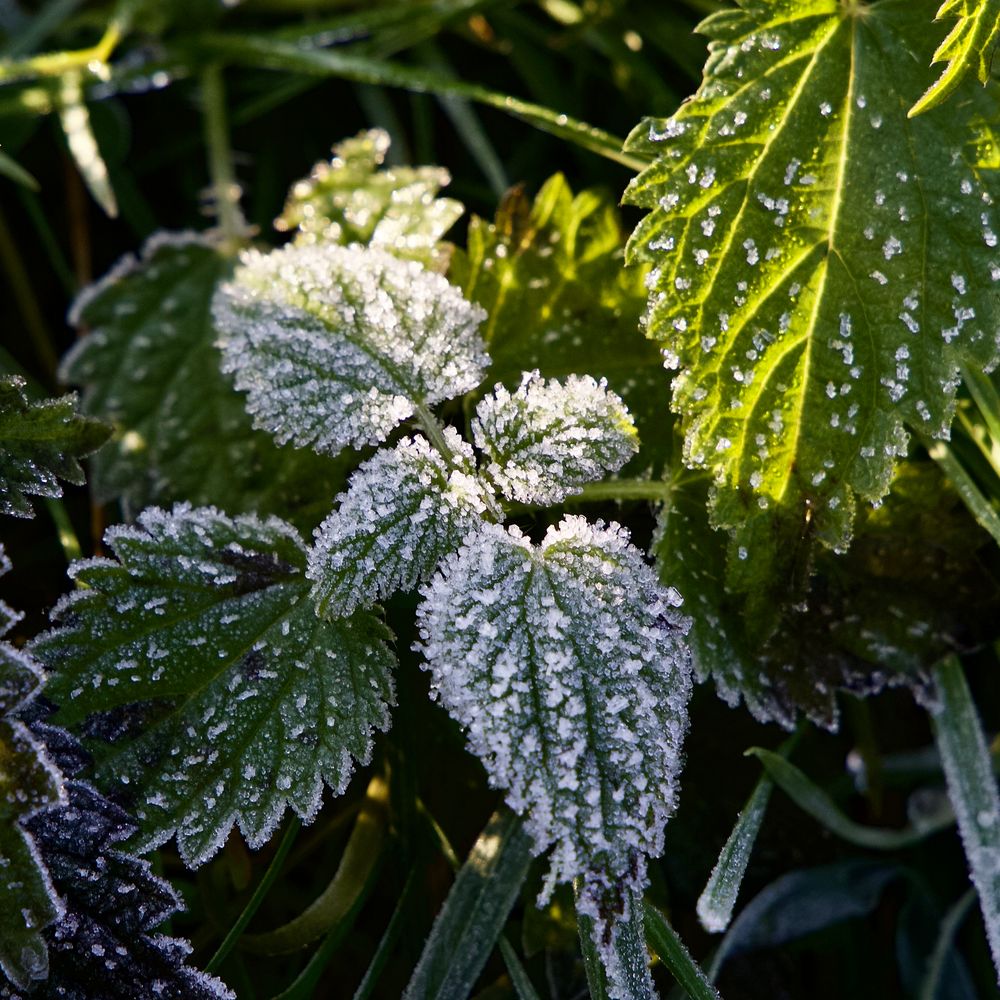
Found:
<box><xmin>200</xmin><ymin>62</ymin><xmax>245</xmax><ymax>253</ymax></box>
<box><xmin>414</xmin><ymin>402</ymin><xmax>457</xmax><ymax>464</ymax></box>
<box><xmin>572</xmin><ymin>478</ymin><xmax>673</xmax><ymax>504</ymax></box>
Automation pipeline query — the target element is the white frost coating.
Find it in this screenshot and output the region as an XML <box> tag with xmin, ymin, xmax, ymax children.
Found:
<box><xmin>472</xmin><ymin>372</ymin><xmax>639</xmax><ymax>505</ymax></box>
<box><xmin>307</xmin><ymin>430</ymin><xmax>496</xmax><ymax>617</ymax></box>
<box><xmin>32</xmin><ymin>504</ymin><xmax>396</xmax><ymax>869</ymax></box>
<box><xmin>213</xmin><ymin>243</ymin><xmax>489</xmax><ymax>455</ymax></box>
<box><xmin>415</xmin><ymin>516</ymin><xmax>692</xmax><ymax>966</ymax></box>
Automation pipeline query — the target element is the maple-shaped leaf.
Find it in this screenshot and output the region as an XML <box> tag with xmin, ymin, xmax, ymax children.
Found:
<box><xmin>213</xmin><ymin>243</ymin><xmax>489</xmax><ymax>456</ymax></box>
<box><xmin>276</xmin><ymin>128</ymin><xmax>463</xmax><ymax>269</ymax></box>
<box><xmin>656</xmin><ymin>459</ymin><xmax>1000</xmax><ymax>728</ymax></box>
<box><xmin>33</xmin><ymin>505</ymin><xmax>396</xmax><ymax>867</ymax></box>
<box><xmin>0</xmin><ymin>550</ymin><xmax>65</xmax><ymax>990</ymax></box>
<box><xmin>308</xmin><ymin>430</ymin><xmax>496</xmax><ymax>618</ymax></box>
<box><xmin>416</xmin><ymin>516</ymin><xmax>691</xmax><ymax>993</ymax></box>
<box><xmin>0</xmin><ymin>376</ymin><xmax>108</xmax><ymax>519</ymax></box>
<box><xmin>449</xmin><ymin>175</ymin><xmax>670</xmax><ymax>476</ymax></box>
<box><xmin>473</xmin><ymin>371</ymin><xmax>638</xmax><ymax>505</ymax></box>
<box><xmin>62</xmin><ymin>232</ymin><xmax>346</xmax><ymax>523</ymax></box>
<box><xmin>0</xmin><ymin>715</ymin><xmax>232</xmax><ymax>1000</ymax></box>
<box><xmin>911</xmin><ymin>0</ymin><xmax>1000</xmax><ymax>116</ymax></box>
<box><xmin>625</xmin><ymin>0</ymin><xmax>1000</xmax><ymax>634</ymax></box>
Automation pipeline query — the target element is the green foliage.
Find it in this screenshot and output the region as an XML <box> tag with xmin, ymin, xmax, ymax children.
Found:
<box><xmin>276</xmin><ymin>128</ymin><xmax>463</xmax><ymax>268</ymax></box>
<box><xmin>34</xmin><ymin>505</ymin><xmax>395</xmax><ymax>867</ymax></box>
<box><xmin>626</xmin><ymin>0</ymin><xmax>1000</xmax><ymax>634</ymax></box>
<box><xmin>0</xmin><ymin>376</ymin><xmax>108</xmax><ymax>518</ymax></box>
<box><xmin>911</xmin><ymin>0</ymin><xmax>1000</xmax><ymax>116</ymax></box>
<box><xmin>63</xmin><ymin>235</ymin><xmax>342</xmax><ymax>522</ymax></box>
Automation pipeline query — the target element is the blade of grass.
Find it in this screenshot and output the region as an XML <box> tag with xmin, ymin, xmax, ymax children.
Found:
<box><xmin>205</xmin><ymin>817</ymin><xmax>301</xmax><ymax>974</ymax></box>
<box><xmin>923</xmin><ymin>436</ymin><xmax>1000</xmax><ymax>547</ymax></box>
<box><xmin>747</xmin><ymin>748</ymin><xmax>953</xmax><ymax>849</ymax></box>
<box><xmin>191</xmin><ymin>33</ymin><xmax>647</xmax><ymax>171</ymax></box>
<box><xmin>402</xmin><ymin>807</ymin><xmax>534</xmax><ymax>1000</ymax></box>
<box><xmin>644</xmin><ymin>903</ymin><xmax>720</xmax><ymax>1000</ymax></box>
<box><xmin>352</xmin><ymin>866</ymin><xmax>420</xmax><ymax>1000</ymax></box>
<box><xmin>0</xmin><ymin>149</ymin><xmax>38</xmax><ymax>189</ymax></box>
<box><xmin>57</xmin><ymin>70</ymin><xmax>118</xmax><ymax>217</ymax></box>
<box><xmin>499</xmin><ymin>937</ymin><xmax>543</xmax><ymax>1000</ymax></box>
<box><xmin>930</xmin><ymin>655</ymin><xmax>1000</xmax><ymax>985</ymax></box>
<box><xmin>919</xmin><ymin>888</ymin><xmax>977</xmax><ymax>1000</ymax></box>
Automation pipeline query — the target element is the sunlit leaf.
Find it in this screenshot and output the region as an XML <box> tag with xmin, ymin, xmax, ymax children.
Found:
<box><xmin>34</xmin><ymin>504</ymin><xmax>396</xmax><ymax>868</ymax></box>
<box><xmin>626</xmin><ymin>0</ymin><xmax>1000</xmax><ymax>633</ymax></box>
<box><xmin>213</xmin><ymin>242</ymin><xmax>489</xmax><ymax>456</ymax></box>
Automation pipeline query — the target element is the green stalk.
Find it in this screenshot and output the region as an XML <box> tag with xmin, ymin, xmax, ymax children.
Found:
<box><xmin>200</xmin><ymin>63</ymin><xmax>245</xmax><ymax>253</ymax></box>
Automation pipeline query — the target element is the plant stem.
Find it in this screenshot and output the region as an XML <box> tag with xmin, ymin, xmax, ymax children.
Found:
<box><xmin>414</xmin><ymin>402</ymin><xmax>457</xmax><ymax>464</ymax></box>
<box><xmin>573</xmin><ymin>478</ymin><xmax>672</xmax><ymax>503</ymax></box>
<box><xmin>200</xmin><ymin>62</ymin><xmax>245</xmax><ymax>253</ymax></box>
<box><xmin>45</xmin><ymin>499</ymin><xmax>82</xmax><ymax>563</ymax></box>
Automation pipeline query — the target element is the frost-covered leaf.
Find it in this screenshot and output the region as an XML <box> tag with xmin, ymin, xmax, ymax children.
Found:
<box><xmin>62</xmin><ymin>232</ymin><xmax>345</xmax><ymax>522</ymax></box>
<box><xmin>416</xmin><ymin>516</ymin><xmax>691</xmax><ymax>981</ymax></box>
<box><xmin>656</xmin><ymin>461</ymin><xmax>1000</xmax><ymax>728</ymax></box>
<box><xmin>625</xmin><ymin>0</ymin><xmax>1000</xmax><ymax>632</ymax></box>
<box><xmin>0</xmin><ymin>376</ymin><xmax>109</xmax><ymax>519</ymax></box>
<box><xmin>213</xmin><ymin>243</ymin><xmax>489</xmax><ymax>456</ymax></box>
<box><xmin>449</xmin><ymin>175</ymin><xmax>669</xmax><ymax>476</ymax></box>
<box><xmin>276</xmin><ymin>128</ymin><xmax>463</xmax><ymax>269</ymax></box>
<box><xmin>0</xmin><ymin>550</ymin><xmax>65</xmax><ymax>990</ymax></box>
<box><xmin>33</xmin><ymin>504</ymin><xmax>396</xmax><ymax>867</ymax></box>
<box><xmin>472</xmin><ymin>371</ymin><xmax>638</xmax><ymax>505</ymax></box>
<box><xmin>308</xmin><ymin>429</ymin><xmax>495</xmax><ymax>618</ymax></box>
<box><xmin>911</xmin><ymin>0</ymin><xmax>1000</xmax><ymax>116</ymax></box>
<box><xmin>1</xmin><ymin>718</ymin><xmax>232</xmax><ymax>1000</ymax></box>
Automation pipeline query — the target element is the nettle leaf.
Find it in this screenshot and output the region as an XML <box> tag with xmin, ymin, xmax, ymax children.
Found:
<box><xmin>308</xmin><ymin>429</ymin><xmax>496</xmax><ymax>618</ymax></box>
<box><xmin>275</xmin><ymin>128</ymin><xmax>463</xmax><ymax>268</ymax></box>
<box><xmin>472</xmin><ymin>371</ymin><xmax>639</xmax><ymax>505</ymax></box>
<box><xmin>0</xmin><ymin>376</ymin><xmax>109</xmax><ymax>519</ymax></box>
<box><xmin>911</xmin><ymin>0</ymin><xmax>1000</xmax><ymax>116</ymax></box>
<box><xmin>657</xmin><ymin>460</ymin><xmax>1000</xmax><ymax>728</ymax></box>
<box><xmin>416</xmin><ymin>516</ymin><xmax>692</xmax><ymax>988</ymax></box>
<box><xmin>213</xmin><ymin>242</ymin><xmax>489</xmax><ymax>456</ymax></box>
<box><xmin>33</xmin><ymin>505</ymin><xmax>396</xmax><ymax>867</ymax></box>
<box><xmin>625</xmin><ymin>0</ymin><xmax>1000</xmax><ymax>629</ymax></box>
<box><xmin>1</xmin><ymin>718</ymin><xmax>233</xmax><ymax>1000</ymax></box>
<box><xmin>449</xmin><ymin>175</ymin><xmax>669</xmax><ymax>475</ymax></box>
<box><xmin>0</xmin><ymin>550</ymin><xmax>65</xmax><ymax>990</ymax></box>
<box><xmin>62</xmin><ymin>232</ymin><xmax>344</xmax><ymax>521</ymax></box>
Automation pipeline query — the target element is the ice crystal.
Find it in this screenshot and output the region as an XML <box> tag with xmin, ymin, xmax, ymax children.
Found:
<box><xmin>308</xmin><ymin>430</ymin><xmax>495</xmax><ymax>618</ymax></box>
<box><xmin>33</xmin><ymin>505</ymin><xmax>396</xmax><ymax>867</ymax></box>
<box><xmin>416</xmin><ymin>516</ymin><xmax>692</xmax><ymax>958</ymax></box>
<box><xmin>275</xmin><ymin>128</ymin><xmax>463</xmax><ymax>269</ymax></box>
<box><xmin>213</xmin><ymin>243</ymin><xmax>489</xmax><ymax>455</ymax></box>
<box><xmin>472</xmin><ymin>372</ymin><xmax>638</xmax><ymax>505</ymax></box>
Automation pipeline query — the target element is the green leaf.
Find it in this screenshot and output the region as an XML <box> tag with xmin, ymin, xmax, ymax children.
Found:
<box><xmin>308</xmin><ymin>431</ymin><xmax>496</xmax><ymax>618</ymax></box>
<box><xmin>930</xmin><ymin>655</ymin><xmax>1000</xmax><ymax>984</ymax></box>
<box><xmin>34</xmin><ymin>504</ymin><xmax>396</xmax><ymax>868</ymax></box>
<box><xmin>0</xmin><ymin>375</ymin><xmax>109</xmax><ymax>519</ymax></box>
<box><xmin>0</xmin><ymin>550</ymin><xmax>65</xmax><ymax>990</ymax></box>
<box><xmin>416</xmin><ymin>516</ymin><xmax>691</xmax><ymax>991</ymax></box>
<box><xmin>403</xmin><ymin>808</ymin><xmax>534</xmax><ymax>1000</ymax></box>
<box><xmin>276</xmin><ymin>127</ymin><xmax>463</xmax><ymax>269</ymax></box>
<box><xmin>911</xmin><ymin>0</ymin><xmax>1000</xmax><ymax>116</ymax></box>
<box><xmin>656</xmin><ymin>459</ymin><xmax>1000</xmax><ymax>727</ymax></box>
<box><xmin>57</xmin><ymin>70</ymin><xmax>117</xmax><ymax>217</ymax></box>
<box><xmin>625</xmin><ymin>0</ymin><xmax>1000</xmax><ymax>632</ymax></box>
<box><xmin>472</xmin><ymin>372</ymin><xmax>638</xmax><ymax>505</ymax></box>
<box><xmin>62</xmin><ymin>232</ymin><xmax>344</xmax><ymax>522</ymax></box>
<box><xmin>0</xmin><ymin>149</ymin><xmax>39</xmax><ymax>190</ymax></box>
<box><xmin>450</xmin><ymin>175</ymin><xmax>669</xmax><ymax>476</ymax></box>
<box><xmin>213</xmin><ymin>243</ymin><xmax>489</xmax><ymax>455</ymax></box>
<box><xmin>643</xmin><ymin>903</ymin><xmax>720</xmax><ymax>1000</ymax></box>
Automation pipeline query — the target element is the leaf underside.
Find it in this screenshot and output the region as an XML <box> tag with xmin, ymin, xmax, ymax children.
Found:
<box><xmin>62</xmin><ymin>233</ymin><xmax>346</xmax><ymax>524</ymax></box>
<box><xmin>625</xmin><ymin>0</ymin><xmax>1000</xmax><ymax>632</ymax></box>
<box><xmin>276</xmin><ymin>127</ymin><xmax>464</xmax><ymax>269</ymax></box>
<box><xmin>213</xmin><ymin>242</ymin><xmax>489</xmax><ymax>456</ymax></box>
<box><xmin>910</xmin><ymin>0</ymin><xmax>1000</xmax><ymax>116</ymax></box>
<box><xmin>657</xmin><ymin>459</ymin><xmax>1000</xmax><ymax>728</ymax></box>
<box><xmin>449</xmin><ymin>174</ymin><xmax>670</xmax><ymax>477</ymax></box>
<box><xmin>34</xmin><ymin>505</ymin><xmax>396</xmax><ymax>868</ymax></box>
<box><xmin>416</xmin><ymin>516</ymin><xmax>691</xmax><ymax>987</ymax></box>
<box><xmin>0</xmin><ymin>376</ymin><xmax>109</xmax><ymax>519</ymax></box>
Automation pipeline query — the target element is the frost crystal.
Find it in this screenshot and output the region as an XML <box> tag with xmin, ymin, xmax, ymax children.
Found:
<box><xmin>472</xmin><ymin>372</ymin><xmax>639</xmax><ymax>505</ymax></box>
<box><xmin>213</xmin><ymin>243</ymin><xmax>489</xmax><ymax>456</ymax></box>
<box><xmin>33</xmin><ymin>505</ymin><xmax>396</xmax><ymax>867</ymax></box>
<box><xmin>308</xmin><ymin>430</ymin><xmax>495</xmax><ymax>618</ymax></box>
<box><xmin>415</xmin><ymin>516</ymin><xmax>692</xmax><ymax>959</ymax></box>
